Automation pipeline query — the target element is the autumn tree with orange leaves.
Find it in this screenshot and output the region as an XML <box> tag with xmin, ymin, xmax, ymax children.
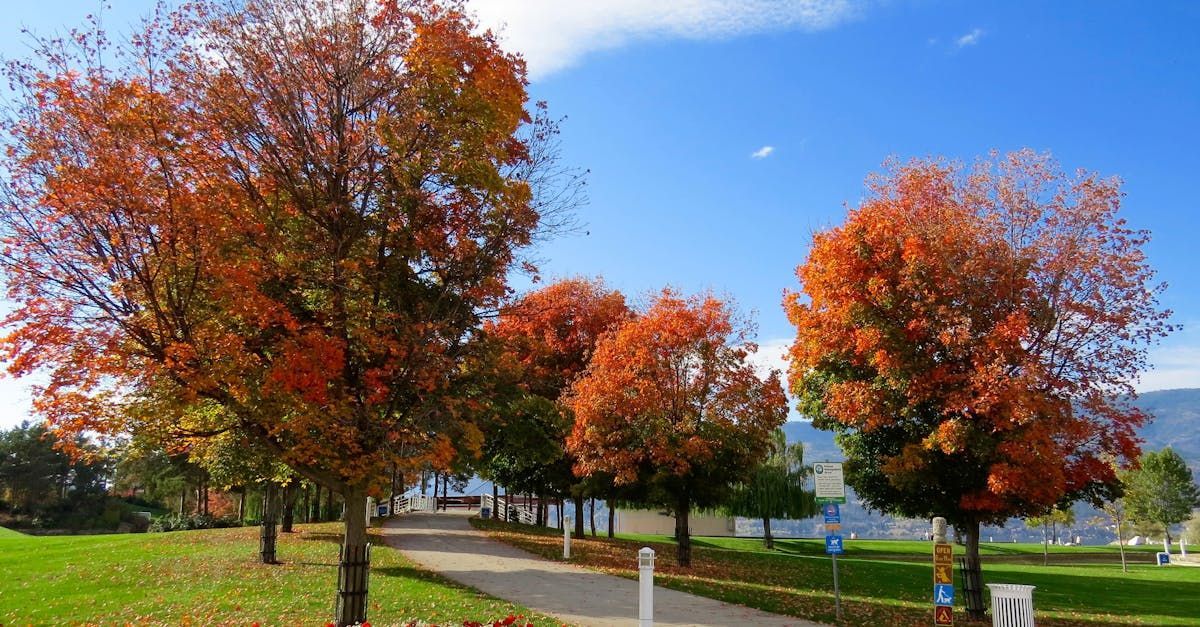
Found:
<box><xmin>786</xmin><ymin>150</ymin><xmax>1172</xmax><ymax>617</ymax></box>
<box><xmin>488</xmin><ymin>277</ymin><xmax>631</xmax><ymax>538</ymax></box>
<box><xmin>567</xmin><ymin>290</ymin><xmax>788</xmax><ymax>566</ymax></box>
<box><xmin>0</xmin><ymin>1</ymin><xmax>576</xmax><ymax>623</ymax></box>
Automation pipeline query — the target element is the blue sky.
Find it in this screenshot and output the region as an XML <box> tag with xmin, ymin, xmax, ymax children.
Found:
<box><xmin>1</xmin><ymin>1</ymin><xmax>1198</xmax><ymax>428</ymax></box>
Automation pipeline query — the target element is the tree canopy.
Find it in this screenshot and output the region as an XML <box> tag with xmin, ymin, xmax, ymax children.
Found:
<box><xmin>0</xmin><ymin>1</ymin><xmax>570</xmax><ymax>622</ymax></box>
<box><xmin>486</xmin><ymin>277</ymin><xmax>631</xmax><ymax>536</ymax></box>
<box><xmin>786</xmin><ymin>150</ymin><xmax>1173</xmax><ymax>573</ymax></box>
<box><xmin>567</xmin><ymin>289</ymin><xmax>787</xmax><ymax>565</ymax></box>
<box><xmin>721</xmin><ymin>428</ymin><xmax>816</xmax><ymax>549</ymax></box>
<box><xmin>1121</xmin><ymin>447</ymin><xmax>1200</xmax><ymax>544</ymax></box>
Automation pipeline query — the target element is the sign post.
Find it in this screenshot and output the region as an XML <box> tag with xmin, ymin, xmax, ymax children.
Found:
<box><xmin>815</xmin><ymin>462</ymin><xmax>846</xmax><ymax>622</ymax></box>
<box><xmin>932</xmin><ymin>517</ymin><xmax>954</xmax><ymax>626</ymax></box>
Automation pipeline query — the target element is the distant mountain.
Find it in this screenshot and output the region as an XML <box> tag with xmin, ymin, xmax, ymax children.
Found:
<box><xmin>773</xmin><ymin>389</ymin><xmax>1200</xmax><ymax>543</ymax></box>
<box><xmin>783</xmin><ymin>387</ymin><xmax>1200</xmax><ymax>469</ymax></box>
<box><xmin>1131</xmin><ymin>388</ymin><xmax>1200</xmax><ymax>472</ymax></box>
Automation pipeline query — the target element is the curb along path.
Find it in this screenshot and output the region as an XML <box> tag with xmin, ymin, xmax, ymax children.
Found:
<box><xmin>380</xmin><ymin>511</ymin><xmax>826</xmax><ymax>627</ymax></box>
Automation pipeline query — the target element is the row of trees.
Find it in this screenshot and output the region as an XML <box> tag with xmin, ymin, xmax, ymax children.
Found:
<box><xmin>0</xmin><ymin>421</ymin><xmax>109</xmax><ymax>526</ymax></box>
<box><xmin>1030</xmin><ymin>447</ymin><xmax>1199</xmax><ymax>570</ymax></box>
<box><xmin>479</xmin><ymin>279</ymin><xmax>809</xmax><ymax>565</ymax></box>
<box><xmin>0</xmin><ymin>420</ymin><xmax>353</xmax><ymax>532</ymax></box>
<box><xmin>0</xmin><ymin>0</ymin><xmax>805</xmax><ymax>620</ymax></box>
<box><xmin>0</xmin><ymin>1</ymin><xmax>1180</xmax><ymax>625</ymax></box>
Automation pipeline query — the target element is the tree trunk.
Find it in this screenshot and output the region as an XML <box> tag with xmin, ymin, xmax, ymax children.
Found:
<box><xmin>589</xmin><ymin>497</ymin><xmax>596</xmax><ymax>537</ymax></box>
<box><xmin>607</xmin><ymin>502</ymin><xmax>615</xmax><ymax>538</ymax></box>
<box><xmin>535</xmin><ymin>493</ymin><xmax>544</xmax><ymax>527</ymax></box>
<box><xmin>573</xmin><ymin>492</ymin><xmax>588</xmax><ymax>535</ymax></box>
<box><xmin>179</xmin><ymin>487</ymin><xmax>187</xmax><ymax>516</ymax></box>
<box><xmin>302</xmin><ymin>484</ymin><xmax>311</xmax><ymax>523</ymax></box>
<box><xmin>763</xmin><ymin>516</ymin><xmax>774</xmax><ymax>550</ymax></box>
<box><xmin>260</xmin><ymin>484</ymin><xmax>279</xmax><ymax>564</ymax></box>
<box><xmin>420</xmin><ymin>470</ymin><xmax>428</xmax><ymax>495</ymax></box>
<box><xmin>432</xmin><ymin>471</ymin><xmax>440</xmax><ymax>510</ymax></box>
<box><xmin>1042</xmin><ymin>520</ymin><xmax>1049</xmax><ymax>566</ymax></box>
<box><xmin>675</xmin><ymin>493</ymin><xmax>692</xmax><ymax>567</ymax></box>
<box><xmin>962</xmin><ymin>520</ymin><xmax>985</xmax><ymax>621</ymax></box>
<box><xmin>237</xmin><ymin>488</ymin><xmax>246</xmax><ymax>523</ymax></box>
<box><xmin>492</xmin><ymin>482</ymin><xmax>499</xmax><ymax>516</ymax></box>
<box><xmin>335</xmin><ymin>486</ymin><xmax>371</xmax><ymax>627</ymax></box>
<box><xmin>1163</xmin><ymin>522</ymin><xmax>1173</xmax><ymax>546</ymax></box>
<box><xmin>281</xmin><ymin>482</ymin><xmax>298</xmax><ymax>533</ymax></box>
<box><xmin>1115</xmin><ymin>511</ymin><xmax>1128</xmax><ymax>573</ymax></box>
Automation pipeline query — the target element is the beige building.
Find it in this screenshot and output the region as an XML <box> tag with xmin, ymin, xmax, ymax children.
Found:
<box><xmin>614</xmin><ymin>509</ymin><xmax>737</xmax><ymax>537</ymax></box>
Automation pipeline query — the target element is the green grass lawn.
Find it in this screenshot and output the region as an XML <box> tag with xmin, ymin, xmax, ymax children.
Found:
<box><xmin>0</xmin><ymin>525</ymin><xmax>26</xmax><ymax>538</ymax></box>
<box><xmin>0</xmin><ymin>523</ymin><xmax>561</xmax><ymax>626</ymax></box>
<box><xmin>618</xmin><ymin>533</ymin><xmax>1164</xmax><ymax>563</ymax></box>
<box><xmin>473</xmin><ymin>519</ymin><xmax>1200</xmax><ymax>627</ymax></box>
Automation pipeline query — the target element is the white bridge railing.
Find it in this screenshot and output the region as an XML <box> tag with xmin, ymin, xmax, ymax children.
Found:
<box><xmin>481</xmin><ymin>493</ymin><xmax>536</xmax><ymax>525</ymax></box>
<box><xmin>392</xmin><ymin>493</ymin><xmax>436</xmax><ymax>514</ymax></box>
<box><xmin>388</xmin><ymin>491</ymin><xmax>534</xmax><ymax>525</ymax></box>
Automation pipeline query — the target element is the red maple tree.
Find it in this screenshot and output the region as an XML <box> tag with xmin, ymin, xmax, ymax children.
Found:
<box><xmin>786</xmin><ymin>151</ymin><xmax>1173</xmax><ymax>611</ymax></box>
<box><xmin>0</xmin><ymin>2</ymin><xmax>570</xmax><ymax>623</ymax></box>
<box><xmin>488</xmin><ymin>277</ymin><xmax>631</xmax><ymax>537</ymax></box>
<box><xmin>567</xmin><ymin>289</ymin><xmax>787</xmax><ymax>566</ymax></box>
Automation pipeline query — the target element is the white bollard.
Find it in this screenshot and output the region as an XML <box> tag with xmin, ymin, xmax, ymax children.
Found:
<box><xmin>564</xmin><ymin>516</ymin><xmax>572</xmax><ymax>559</ymax></box>
<box><xmin>1181</xmin><ymin>536</ymin><xmax>1188</xmax><ymax>557</ymax></box>
<box><xmin>638</xmin><ymin>547</ymin><xmax>655</xmax><ymax>627</ymax></box>
<box><xmin>366</xmin><ymin>497</ymin><xmax>374</xmax><ymax>528</ymax></box>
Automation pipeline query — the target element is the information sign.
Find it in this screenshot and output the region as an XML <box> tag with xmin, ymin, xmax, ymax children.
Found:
<box><xmin>822</xmin><ymin>503</ymin><xmax>841</xmax><ymax>524</ymax></box>
<box><xmin>934</xmin><ymin>583</ymin><xmax>954</xmax><ymax>605</ymax></box>
<box><xmin>933</xmin><ymin>541</ymin><xmax>954</xmax><ymax>625</ymax></box>
<box><xmin>813</xmin><ymin>462</ymin><xmax>846</xmax><ymax>504</ymax></box>
<box><xmin>825</xmin><ymin>534</ymin><xmax>844</xmax><ymax>554</ymax></box>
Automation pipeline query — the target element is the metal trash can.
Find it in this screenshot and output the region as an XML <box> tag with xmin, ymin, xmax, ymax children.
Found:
<box><xmin>987</xmin><ymin>583</ymin><xmax>1035</xmax><ymax>627</ymax></box>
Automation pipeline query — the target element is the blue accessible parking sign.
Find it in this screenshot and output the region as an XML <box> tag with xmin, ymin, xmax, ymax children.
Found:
<box><xmin>825</xmin><ymin>534</ymin><xmax>844</xmax><ymax>554</ymax></box>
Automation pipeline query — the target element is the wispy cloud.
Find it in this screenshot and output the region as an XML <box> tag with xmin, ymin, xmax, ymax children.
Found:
<box><xmin>1137</xmin><ymin>336</ymin><xmax>1200</xmax><ymax>393</ymax></box>
<box><xmin>751</xmin><ymin>145</ymin><xmax>776</xmax><ymax>159</ymax></box>
<box><xmin>469</xmin><ymin>0</ymin><xmax>864</xmax><ymax>80</ymax></box>
<box><xmin>955</xmin><ymin>27</ymin><xmax>985</xmax><ymax>48</ymax></box>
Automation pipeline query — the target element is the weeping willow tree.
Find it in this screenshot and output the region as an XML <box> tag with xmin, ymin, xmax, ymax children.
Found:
<box><xmin>723</xmin><ymin>428</ymin><xmax>817</xmax><ymax>549</ymax></box>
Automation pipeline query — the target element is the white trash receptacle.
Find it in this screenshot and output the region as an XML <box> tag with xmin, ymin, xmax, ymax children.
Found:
<box><xmin>987</xmin><ymin>583</ymin><xmax>1035</xmax><ymax>627</ymax></box>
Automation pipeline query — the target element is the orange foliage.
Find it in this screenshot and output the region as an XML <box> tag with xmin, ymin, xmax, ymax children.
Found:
<box><xmin>567</xmin><ymin>289</ymin><xmax>787</xmax><ymax>488</ymax></box>
<box><xmin>786</xmin><ymin>151</ymin><xmax>1173</xmax><ymax>523</ymax></box>
<box><xmin>490</xmin><ymin>277</ymin><xmax>632</xmax><ymax>399</ymax></box>
<box><xmin>0</xmin><ymin>0</ymin><xmax>545</xmax><ymax>492</ymax></box>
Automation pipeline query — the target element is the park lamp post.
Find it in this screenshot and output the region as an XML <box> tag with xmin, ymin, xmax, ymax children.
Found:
<box><xmin>638</xmin><ymin>547</ymin><xmax>655</xmax><ymax>627</ymax></box>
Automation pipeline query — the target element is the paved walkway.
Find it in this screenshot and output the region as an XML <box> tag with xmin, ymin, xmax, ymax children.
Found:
<box><xmin>380</xmin><ymin>511</ymin><xmax>825</xmax><ymax>627</ymax></box>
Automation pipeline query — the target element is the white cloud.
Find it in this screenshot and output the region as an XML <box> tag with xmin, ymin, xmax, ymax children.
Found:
<box><xmin>955</xmin><ymin>27</ymin><xmax>984</xmax><ymax>48</ymax></box>
<box><xmin>1137</xmin><ymin>343</ymin><xmax>1200</xmax><ymax>393</ymax></box>
<box><xmin>751</xmin><ymin>145</ymin><xmax>775</xmax><ymax>159</ymax></box>
<box><xmin>747</xmin><ymin>332</ymin><xmax>1200</xmax><ymax>401</ymax></box>
<box><xmin>747</xmin><ymin>337</ymin><xmax>791</xmax><ymax>380</ymax></box>
<box><xmin>468</xmin><ymin>0</ymin><xmax>862</xmax><ymax>80</ymax></box>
